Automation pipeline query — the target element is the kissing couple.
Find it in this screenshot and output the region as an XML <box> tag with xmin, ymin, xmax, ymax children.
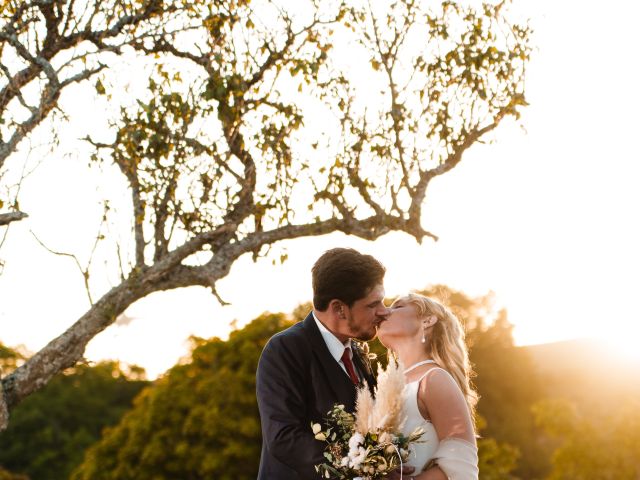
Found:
<box><xmin>256</xmin><ymin>248</ymin><xmax>479</xmax><ymax>479</ymax></box>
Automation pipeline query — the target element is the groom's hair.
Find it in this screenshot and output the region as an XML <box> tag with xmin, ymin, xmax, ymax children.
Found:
<box><xmin>312</xmin><ymin>248</ymin><xmax>385</xmax><ymax>311</ymax></box>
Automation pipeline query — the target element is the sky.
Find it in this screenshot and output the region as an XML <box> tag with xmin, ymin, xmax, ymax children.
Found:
<box><xmin>1</xmin><ymin>0</ymin><xmax>639</xmax><ymax>379</ymax></box>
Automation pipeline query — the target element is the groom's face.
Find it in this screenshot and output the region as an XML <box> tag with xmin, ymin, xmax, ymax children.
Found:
<box><xmin>343</xmin><ymin>283</ymin><xmax>388</xmax><ymax>341</ymax></box>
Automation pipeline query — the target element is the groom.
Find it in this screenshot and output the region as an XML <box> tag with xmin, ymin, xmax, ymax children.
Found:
<box><xmin>256</xmin><ymin>248</ymin><xmax>390</xmax><ymax>479</ymax></box>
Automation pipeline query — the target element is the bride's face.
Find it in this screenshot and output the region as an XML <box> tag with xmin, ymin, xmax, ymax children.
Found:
<box><xmin>376</xmin><ymin>298</ymin><xmax>420</xmax><ymax>347</ymax></box>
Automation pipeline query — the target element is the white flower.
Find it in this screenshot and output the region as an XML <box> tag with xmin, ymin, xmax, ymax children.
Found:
<box><xmin>348</xmin><ymin>432</ymin><xmax>365</xmax><ymax>451</ymax></box>
<box><xmin>349</xmin><ymin>446</ymin><xmax>368</xmax><ymax>470</ymax></box>
<box><xmin>312</xmin><ymin>423</ymin><xmax>322</xmax><ymax>435</ymax></box>
<box><xmin>340</xmin><ymin>456</ymin><xmax>350</xmax><ymax>467</ymax></box>
<box><xmin>314</xmin><ymin>432</ymin><xmax>327</xmax><ymax>441</ymax></box>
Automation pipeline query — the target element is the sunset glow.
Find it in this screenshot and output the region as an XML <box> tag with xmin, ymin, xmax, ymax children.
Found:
<box><xmin>603</xmin><ymin>329</ymin><xmax>640</xmax><ymax>363</ymax></box>
<box><xmin>0</xmin><ymin>1</ymin><xmax>639</xmax><ymax>381</ymax></box>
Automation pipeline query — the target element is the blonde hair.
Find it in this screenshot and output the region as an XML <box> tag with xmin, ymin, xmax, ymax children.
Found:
<box><xmin>392</xmin><ymin>293</ymin><xmax>479</xmax><ymax>421</ymax></box>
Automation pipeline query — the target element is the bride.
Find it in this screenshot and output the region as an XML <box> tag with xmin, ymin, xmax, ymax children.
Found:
<box><xmin>377</xmin><ymin>293</ymin><xmax>479</xmax><ymax>480</ymax></box>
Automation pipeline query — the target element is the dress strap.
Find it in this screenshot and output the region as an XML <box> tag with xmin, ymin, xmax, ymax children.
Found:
<box><xmin>404</xmin><ymin>359</ymin><xmax>437</xmax><ymax>374</ymax></box>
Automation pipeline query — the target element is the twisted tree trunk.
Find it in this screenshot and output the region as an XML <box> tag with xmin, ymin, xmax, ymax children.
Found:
<box><xmin>0</xmin><ymin>381</ymin><xmax>8</xmax><ymax>432</ymax></box>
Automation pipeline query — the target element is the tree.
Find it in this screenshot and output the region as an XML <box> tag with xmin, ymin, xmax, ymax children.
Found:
<box><xmin>0</xmin><ymin>467</ymin><xmax>28</xmax><ymax>480</ymax></box>
<box><xmin>473</xmin><ymin>317</ymin><xmax>551</xmax><ymax>478</ymax></box>
<box><xmin>0</xmin><ymin>0</ymin><xmax>532</xmax><ymax>429</ymax></box>
<box><xmin>533</xmin><ymin>398</ymin><xmax>640</xmax><ymax>479</ymax></box>
<box><xmin>476</xmin><ymin>416</ymin><xmax>520</xmax><ymax>480</ymax></box>
<box><xmin>72</xmin><ymin>313</ymin><xmax>292</xmax><ymax>480</ymax></box>
<box><xmin>0</xmin><ymin>343</ymin><xmax>26</xmax><ymax>430</ymax></box>
<box><xmin>0</xmin><ymin>360</ymin><xmax>148</xmax><ymax>479</ymax></box>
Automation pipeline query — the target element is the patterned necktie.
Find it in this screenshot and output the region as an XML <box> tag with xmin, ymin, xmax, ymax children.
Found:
<box><xmin>341</xmin><ymin>347</ymin><xmax>359</xmax><ymax>385</ymax></box>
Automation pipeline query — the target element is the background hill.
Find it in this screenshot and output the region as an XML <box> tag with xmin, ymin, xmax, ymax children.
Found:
<box><xmin>523</xmin><ymin>338</ymin><xmax>640</xmax><ymax>412</ymax></box>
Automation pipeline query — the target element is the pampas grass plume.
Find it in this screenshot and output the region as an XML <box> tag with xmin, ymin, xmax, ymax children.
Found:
<box><xmin>355</xmin><ymin>360</ymin><xmax>407</xmax><ymax>433</ymax></box>
<box><xmin>355</xmin><ymin>385</ymin><xmax>374</xmax><ymax>433</ymax></box>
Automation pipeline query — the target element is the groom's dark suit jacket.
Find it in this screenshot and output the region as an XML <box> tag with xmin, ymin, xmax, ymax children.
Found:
<box><xmin>256</xmin><ymin>312</ymin><xmax>376</xmax><ymax>479</ymax></box>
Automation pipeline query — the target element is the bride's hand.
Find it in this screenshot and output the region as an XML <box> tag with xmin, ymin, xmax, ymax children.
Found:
<box><xmin>385</xmin><ymin>465</ymin><xmax>415</xmax><ymax>479</ymax></box>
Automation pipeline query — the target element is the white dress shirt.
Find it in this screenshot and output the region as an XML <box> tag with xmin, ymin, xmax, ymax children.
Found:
<box><xmin>313</xmin><ymin>312</ymin><xmax>361</xmax><ymax>382</ymax></box>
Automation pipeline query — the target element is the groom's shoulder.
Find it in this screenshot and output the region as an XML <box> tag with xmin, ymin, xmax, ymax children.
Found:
<box><xmin>268</xmin><ymin>318</ymin><xmax>306</xmax><ymax>344</ymax></box>
<box><xmin>263</xmin><ymin>316</ymin><xmax>310</xmax><ymax>354</ymax></box>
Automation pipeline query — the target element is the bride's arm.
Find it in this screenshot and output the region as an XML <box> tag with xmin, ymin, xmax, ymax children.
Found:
<box><xmin>419</xmin><ymin>369</ymin><xmax>476</xmax><ymax>444</ymax></box>
<box><xmin>413</xmin><ymin>369</ymin><xmax>478</xmax><ymax>480</ymax></box>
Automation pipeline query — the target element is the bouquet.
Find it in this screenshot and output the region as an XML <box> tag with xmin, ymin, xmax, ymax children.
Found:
<box><xmin>311</xmin><ymin>361</ymin><xmax>424</xmax><ymax>479</ymax></box>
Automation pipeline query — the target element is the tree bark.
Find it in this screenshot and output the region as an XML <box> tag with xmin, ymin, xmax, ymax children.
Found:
<box><xmin>0</xmin><ymin>211</ymin><xmax>28</xmax><ymax>226</ymax></box>
<box><xmin>0</xmin><ymin>380</ymin><xmax>8</xmax><ymax>432</ymax></box>
<box><xmin>0</xmin><ymin>276</ymin><xmax>145</xmax><ymax>410</ymax></box>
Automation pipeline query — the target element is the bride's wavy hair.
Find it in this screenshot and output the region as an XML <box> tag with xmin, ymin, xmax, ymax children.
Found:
<box><xmin>392</xmin><ymin>293</ymin><xmax>479</xmax><ymax>421</ymax></box>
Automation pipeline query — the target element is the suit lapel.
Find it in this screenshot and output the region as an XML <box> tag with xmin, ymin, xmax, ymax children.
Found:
<box><xmin>301</xmin><ymin>312</ymin><xmax>357</xmax><ymax>409</ymax></box>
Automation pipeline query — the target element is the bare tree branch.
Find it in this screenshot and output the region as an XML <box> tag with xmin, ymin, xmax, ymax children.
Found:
<box><xmin>0</xmin><ymin>211</ymin><xmax>28</xmax><ymax>226</ymax></box>
<box><xmin>0</xmin><ymin>0</ymin><xmax>175</xmax><ymax>169</ymax></box>
<box><xmin>30</xmin><ymin>229</ymin><xmax>94</xmax><ymax>305</ymax></box>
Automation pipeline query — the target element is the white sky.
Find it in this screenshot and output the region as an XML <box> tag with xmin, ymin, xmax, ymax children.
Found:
<box><xmin>1</xmin><ymin>0</ymin><xmax>639</xmax><ymax>378</ymax></box>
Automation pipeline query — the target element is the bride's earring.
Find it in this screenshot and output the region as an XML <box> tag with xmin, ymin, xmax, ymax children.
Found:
<box><xmin>421</xmin><ymin>322</ymin><xmax>427</xmax><ymax>344</ymax></box>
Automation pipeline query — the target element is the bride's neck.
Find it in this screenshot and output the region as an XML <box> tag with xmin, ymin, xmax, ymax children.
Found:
<box><xmin>393</xmin><ymin>342</ymin><xmax>433</xmax><ymax>371</ymax></box>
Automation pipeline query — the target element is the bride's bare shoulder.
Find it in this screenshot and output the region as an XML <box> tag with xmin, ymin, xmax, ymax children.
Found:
<box><xmin>417</xmin><ymin>367</ymin><xmax>465</xmax><ymax>404</ymax></box>
<box><xmin>417</xmin><ymin>368</ymin><xmax>475</xmax><ymax>442</ymax></box>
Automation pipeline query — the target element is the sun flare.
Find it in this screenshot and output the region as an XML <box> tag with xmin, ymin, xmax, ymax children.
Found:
<box><xmin>602</xmin><ymin>329</ymin><xmax>640</xmax><ymax>363</ymax></box>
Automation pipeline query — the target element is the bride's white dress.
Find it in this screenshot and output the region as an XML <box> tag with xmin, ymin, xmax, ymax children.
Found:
<box><xmin>401</xmin><ymin>370</ymin><xmax>440</xmax><ymax>471</ymax></box>
<box><xmin>400</xmin><ymin>367</ymin><xmax>479</xmax><ymax>479</ymax></box>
